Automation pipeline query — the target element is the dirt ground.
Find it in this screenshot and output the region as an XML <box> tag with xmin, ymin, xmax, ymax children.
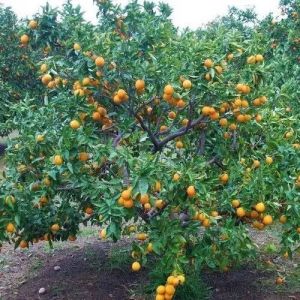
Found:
<box><xmin>0</xmin><ymin>227</ymin><xmax>299</xmax><ymax>300</ymax></box>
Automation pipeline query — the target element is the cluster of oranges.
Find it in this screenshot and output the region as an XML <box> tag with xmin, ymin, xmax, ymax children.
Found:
<box><xmin>155</xmin><ymin>274</ymin><xmax>185</xmax><ymax>300</ymax></box>
<box><xmin>247</xmin><ymin>54</ymin><xmax>264</xmax><ymax>64</ymax></box>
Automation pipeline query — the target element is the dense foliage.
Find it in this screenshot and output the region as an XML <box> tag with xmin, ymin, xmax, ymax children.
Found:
<box><xmin>0</xmin><ymin>0</ymin><xmax>299</xmax><ymax>298</ymax></box>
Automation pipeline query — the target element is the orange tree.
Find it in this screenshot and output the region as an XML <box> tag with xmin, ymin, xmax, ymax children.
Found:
<box><xmin>0</xmin><ymin>0</ymin><xmax>299</xmax><ymax>298</ymax></box>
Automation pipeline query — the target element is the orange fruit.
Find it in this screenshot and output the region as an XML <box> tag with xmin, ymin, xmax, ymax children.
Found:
<box><xmin>155</xmin><ymin>295</ymin><xmax>164</xmax><ymax>300</ymax></box>
<box><xmin>85</xmin><ymin>207</ymin><xmax>93</xmax><ymax>215</ymax></box>
<box><xmin>202</xmin><ymin>218</ymin><xmax>211</xmax><ymax>228</ymax></box>
<box><xmin>95</xmin><ymin>56</ymin><xmax>105</xmax><ymax>67</ymax></box>
<box><xmin>51</xmin><ymin>223</ymin><xmax>60</xmax><ymax>233</ymax></box>
<box><xmin>53</xmin><ymin>155</ymin><xmax>63</xmax><ymax>166</ymax></box>
<box><xmin>231</xmin><ymin>199</ymin><xmax>240</xmax><ymax>208</ymax></box>
<box><xmin>78</xmin><ymin>152</ymin><xmax>89</xmax><ymax>161</ymax></box>
<box><xmin>165</xmin><ymin>284</ymin><xmax>175</xmax><ymax>295</ymax></box>
<box><xmin>247</xmin><ymin>55</ymin><xmax>256</xmax><ymax>64</ymax></box>
<box><xmin>155</xmin><ymin>199</ymin><xmax>164</xmax><ymax>209</ymax></box>
<box><xmin>131</xmin><ymin>261</ymin><xmax>141</xmax><ymax>272</ymax></box>
<box><xmin>28</xmin><ymin>20</ymin><xmax>38</xmax><ymax>29</ymax></box>
<box><xmin>20</xmin><ymin>34</ymin><xmax>29</xmax><ymax>44</ymax></box>
<box><xmin>41</xmin><ymin>74</ymin><xmax>52</xmax><ymax>85</ymax></box>
<box><xmin>123</xmin><ymin>199</ymin><xmax>134</xmax><ymax>208</ymax></box>
<box><xmin>168</xmin><ymin>111</ymin><xmax>176</xmax><ymax>119</ymax></box>
<box><xmin>204</xmin><ymin>73</ymin><xmax>211</xmax><ymax>81</ymax></box>
<box><xmin>204</xmin><ymin>58</ymin><xmax>213</xmax><ymax>68</ymax></box>
<box><xmin>140</xmin><ymin>194</ymin><xmax>149</xmax><ymax>204</ymax></box>
<box><xmin>92</xmin><ymin>111</ymin><xmax>101</xmax><ymax>121</ymax></box>
<box><xmin>40</xmin><ymin>63</ymin><xmax>48</xmax><ymax>73</ymax></box>
<box><xmin>173</xmin><ymin>173</ymin><xmax>180</xmax><ymax>181</ymax></box>
<box><xmin>187</xmin><ymin>185</ymin><xmax>196</xmax><ymax>197</ymax></box>
<box><xmin>70</xmin><ymin>120</ymin><xmax>80</xmax><ymax>129</ymax></box>
<box><xmin>255</xmin><ymin>202</ymin><xmax>265</xmax><ymax>213</ymax></box>
<box><xmin>156</xmin><ymin>285</ymin><xmax>165</xmax><ymax>294</ymax></box>
<box><xmin>164</xmin><ymin>84</ymin><xmax>174</xmax><ymax>95</ymax></box>
<box><xmin>219</xmin><ymin>118</ymin><xmax>228</xmax><ymax>127</ymax></box>
<box><xmin>236</xmin><ymin>207</ymin><xmax>246</xmax><ymax>218</ymax></box>
<box><xmin>176</xmin><ymin>141</ymin><xmax>184</xmax><ymax>149</ymax></box>
<box><xmin>265</xmin><ymin>156</ymin><xmax>273</xmax><ymax>165</ymax></box>
<box><xmin>121</xmin><ymin>188</ymin><xmax>132</xmax><ymax>200</ymax></box>
<box><xmin>135</xmin><ymin>79</ymin><xmax>145</xmax><ymax>90</ymax></box>
<box><xmin>99</xmin><ymin>229</ymin><xmax>106</xmax><ymax>239</ymax></box>
<box><xmin>215</xmin><ymin>65</ymin><xmax>223</xmax><ymax>74</ymax></box>
<box><xmin>219</xmin><ymin>173</ymin><xmax>229</xmax><ymax>184</ymax></box>
<box><xmin>177</xmin><ymin>274</ymin><xmax>185</xmax><ymax>284</ymax></box>
<box><xmin>6</xmin><ymin>223</ymin><xmax>16</xmax><ymax>233</ymax></box>
<box><xmin>73</xmin><ymin>43</ymin><xmax>81</xmax><ymax>51</ymax></box>
<box><xmin>19</xmin><ymin>240</ymin><xmax>28</xmax><ymax>249</ymax></box>
<box><xmin>182</xmin><ymin>79</ymin><xmax>192</xmax><ymax>89</ymax></box>
<box><xmin>275</xmin><ymin>277</ymin><xmax>284</xmax><ymax>285</ymax></box>
<box><xmin>279</xmin><ymin>215</ymin><xmax>287</xmax><ymax>224</ymax></box>
<box><xmin>252</xmin><ymin>160</ymin><xmax>260</xmax><ymax>168</ymax></box>
<box><xmin>262</xmin><ymin>215</ymin><xmax>273</xmax><ymax>225</ymax></box>
<box><xmin>255</xmin><ymin>54</ymin><xmax>264</xmax><ymax>62</ymax></box>
<box><xmin>227</xmin><ymin>53</ymin><xmax>234</xmax><ymax>60</ymax></box>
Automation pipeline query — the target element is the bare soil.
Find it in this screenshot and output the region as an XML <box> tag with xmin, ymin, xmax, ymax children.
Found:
<box><xmin>1</xmin><ymin>229</ymin><xmax>299</xmax><ymax>300</ymax></box>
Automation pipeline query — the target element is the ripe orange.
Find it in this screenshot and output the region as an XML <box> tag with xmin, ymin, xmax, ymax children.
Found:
<box><xmin>255</xmin><ymin>54</ymin><xmax>264</xmax><ymax>62</ymax></box>
<box><xmin>187</xmin><ymin>185</ymin><xmax>196</xmax><ymax>197</ymax></box>
<box><xmin>146</xmin><ymin>242</ymin><xmax>153</xmax><ymax>253</ymax></box>
<box><xmin>165</xmin><ymin>284</ymin><xmax>175</xmax><ymax>295</ymax></box>
<box><xmin>227</xmin><ymin>53</ymin><xmax>234</xmax><ymax>60</ymax></box>
<box><xmin>215</xmin><ymin>65</ymin><xmax>223</xmax><ymax>74</ymax></box>
<box><xmin>204</xmin><ymin>58</ymin><xmax>213</xmax><ymax>68</ymax></box>
<box><xmin>28</xmin><ymin>20</ymin><xmax>38</xmax><ymax>29</ymax></box>
<box><xmin>117</xmin><ymin>89</ymin><xmax>128</xmax><ymax>101</ymax></box>
<box><xmin>36</xmin><ymin>134</ymin><xmax>44</xmax><ymax>142</ymax></box>
<box><xmin>173</xmin><ymin>172</ymin><xmax>180</xmax><ymax>181</ymax></box>
<box><xmin>41</xmin><ymin>74</ymin><xmax>52</xmax><ymax>85</ymax></box>
<box><xmin>155</xmin><ymin>199</ymin><xmax>164</xmax><ymax>209</ymax></box>
<box><xmin>204</xmin><ymin>73</ymin><xmax>211</xmax><ymax>81</ymax></box>
<box><xmin>262</xmin><ymin>215</ymin><xmax>273</xmax><ymax>225</ymax></box>
<box><xmin>99</xmin><ymin>229</ymin><xmax>106</xmax><ymax>239</ymax></box>
<box><xmin>265</xmin><ymin>156</ymin><xmax>273</xmax><ymax>165</ymax></box>
<box><xmin>168</xmin><ymin>111</ymin><xmax>176</xmax><ymax>119</ymax></box>
<box><xmin>231</xmin><ymin>199</ymin><xmax>240</xmax><ymax>208</ymax></box>
<box><xmin>252</xmin><ymin>160</ymin><xmax>260</xmax><ymax>168</ymax></box>
<box><xmin>182</xmin><ymin>79</ymin><xmax>192</xmax><ymax>89</ymax></box>
<box><xmin>140</xmin><ymin>194</ymin><xmax>149</xmax><ymax>204</ymax></box>
<box><xmin>136</xmin><ymin>233</ymin><xmax>148</xmax><ymax>241</ymax></box>
<box><xmin>123</xmin><ymin>199</ymin><xmax>134</xmax><ymax>208</ymax></box>
<box><xmin>19</xmin><ymin>240</ymin><xmax>28</xmax><ymax>249</ymax></box>
<box><xmin>275</xmin><ymin>277</ymin><xmax>284</xmax><ymax>285</ymax></box>
<box><xmin>73</xmin><ymin>43</ymin><xmax>81</xmax><ymax>51</ymax></box>
<box><xmin>6</xmin><ymin>223</ymin><xmax>16</xmax><ymax>233</ymax></box>
<box><xmin>247</xmin><ymin>55</ymin><xmax>256</xmax><ymax>64</ymax></box>
<box><xmin>155</xmin><ymin>295</ymin><xmax>164</xmax><ymax>300</ymax></box>
<box><xmin>202</xmin><ymin>218</ymin><xmax>211</xmax><ymax>228</ymax></box>
<box><xmin>135</xmin><ymin>79</ymin><xmax>145</xmax><ymax>90</ymax></box>
<box><xmin>85</xmin><ymin>207</ymin><xmax>93</xmax><ymax>215</ymax></box>
<box><xmin>132</xmin><ymin>261</ymin><xmax>141</xmax><ymax>271</ymax></box>
<box><xmin>40</xmin><ymin>63</ymin><xmax>48</xmax><ymax>73</ymax></box>
<box><xmin>82</xmin><ymin>77</ymin><xmax>91</xmax><ymax>86</ymax></box>
<box><xmin>121</xmin><ymin>188</ymin><xmax>132</xmax><ymax>200</ymax></box>
<box><xmin>236</xmin><ymin>207</ymin><xmax>246</xmax><ymax>218</ymax></box>
<box><xmin>78</xmin><ymin>152</ymin><xmax>89</xmax><ymax>161</ymax></box>
<box><xmin>219</xmin><ymin>173</ymin><xmax>229</xmax><ymax>184</ymax></box>
<box><xmin>279</xmin><ymin>215</ymin><xmax>287</xmax><ymax>224</ymax></box>
<box><xmin>156</xmin><ymin>285</ymin><xmax>166</xmax><ymax>294</ymax></box>
<box><xmin>51</xmin><ymin>223</ymin><xmax>60</xmax><ymax>233</ymax></box>
<box><xmin>20</xmin><ymin>34</ymin><xmax>29</xmax><ymax>44</ymax></box>
<box><xmin>95</xmin><ymin>56</ymin><xmax>105</xmax><ymax>67</ymax></box>
<box><xmin>70</xmin><ymin>120</ymin><xmax>80</xmax><ymax>129</ymax></box>
<box><xmin>164</xmin><ymin>84</ymin><xmax>174</xmax><ymax>95</ymax></box>
<box><xmin>219</xmin><ymin>118</ymin><xmax>228</xmax><ymax>127</ymax></box>
<box><xmin>255</xmin><ymin>202</ymin><xmax>265</xmax><ymax>213</ymax></box>
<box><xmin>176</xmin><ymin>141</ymin><xmax>184</xmax><ymax>149</ymax></box>
<box><xmin>53</xmin><ymin>155</ymin><xmax>63</xmax><ymax>166</ymax></box>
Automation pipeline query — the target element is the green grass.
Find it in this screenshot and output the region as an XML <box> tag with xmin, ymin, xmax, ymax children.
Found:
<box><xmin>77</xmin><ymin>225</ymin><xmax>99</xmax><ymax>238</ymax></box>
<box><xmin>104</xmin><ymin>246</ymin><xmax>131</xmax><ymax>271</ymax></box>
